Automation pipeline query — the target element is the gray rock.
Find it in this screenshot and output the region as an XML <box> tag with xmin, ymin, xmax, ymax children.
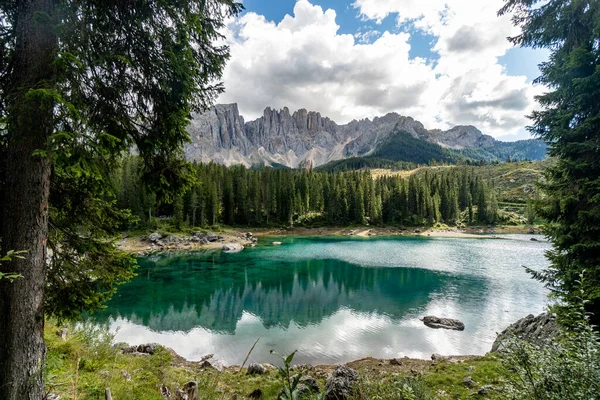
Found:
<box><xmin>121</xmin><ymin>343</ymin><xmax>159</xmax><ymax>355</ymax></box>
<box><xmin>477</xmin><ymin>385</ymin><xmax>497</xmax><ymax>395</ymax></box>
<box><xmin>431</xmin><ymin>354</ymin><xmax>449</xmax><ymax>361</ymax></box>
<box><xmin>164</xmin><ymin>235</ymin><xmax>178</xmax><ymax>244</ymax></box>
<box><xmin>137</xmin><ymin>343</ymin><xmax>159</xmax><ymax>354</ymax></box>
<box><xmin>247</xmin><ymin>363</ymin><xmax>267</xmax><ymax>375</ymax></box>
<box><xmin>462</xmin><ymin>376</ymin><xmax>477</xmax><ymax>388</ymax></box>
<box><xmin>198</xmin><ymin>358</ymin><xmax>224</xmax><ymax>372</ymax></box>
<box><xmin>389</xmin><ymin>358</ymin><xmax>403</xmax><ymax>366</ymax></box>
<box><xmin>193</xmin><ymin>232</ymin><xmax>220</xmax><ymax>243</ymax></box>
<box><xmin>492</xmin><ymin>312</ymin><xmax>560</xmax><ymax>352</ymax></box>
<box><xmin>422</xmin><ymin>316</ymin><xmax>465</xmax><ymax>331</ymax></box>
<box><xmin>222</xmin><ymin>243</ymin><xmax>244</xmax><ymax>253</ymax></box>
<box><xmin>148</xmin><ymin>232</ymin><xmax>162</xmax><ymax>243</ymax></box>
<box><xmin>206</xmin><ymin>233</ymin><xmax>219</xmax><ymax>242</ymax></box>
<box><xmin>248</xmin><ymin>388</ymin><xmax>263</xmax><ymax>399</ymax></box>
<box><xmin>296</xmin><ymin>375</ymin><xmax>320</xmax><ymax>393</ymax></box>
<box><xmin>324</xmin><ymin>366</ymin><xmax>359</xmax><ymax>400</ymax></box>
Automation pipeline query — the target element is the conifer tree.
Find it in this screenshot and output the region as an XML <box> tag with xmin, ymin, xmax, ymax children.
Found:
<box><xmin>0</xmin><ymin>2</ymin><xmax>242</xmax><ymax>397</ymax></box>
<box><xmin>500</xmin><ymin>0</ymin><xmax>600</xmax><ymax>321</ymax></box>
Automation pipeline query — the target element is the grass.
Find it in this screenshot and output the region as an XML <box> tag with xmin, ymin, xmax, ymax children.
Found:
<box><xmin>422</xmin><ymin>356</ymin><xmax>506</xmax><ymax>399</ymax></box>
<box><xmin>44</xmin><ymin>320</ymin><xmax>309</xmax><ymax>399</ymax></box>
<box><xmin>45</xmin><ymin>321</ymin><xmax>510</xmax><ymax>400</ymax></box>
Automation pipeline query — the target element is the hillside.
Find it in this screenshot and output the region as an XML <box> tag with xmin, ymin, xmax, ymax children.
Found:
<box><xmin>370</xmin><ymin>160</ymin><xmax>549</xmax><ymax>205</ymax></box>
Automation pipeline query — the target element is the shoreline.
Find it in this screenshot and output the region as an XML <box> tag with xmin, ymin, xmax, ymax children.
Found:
<box><xmin>137</xmin><ymin>341</ymin><xmax>487</xmax><ymax>377</ymax></box>
<box><xmin>118</xmin><ymin>225</ymin><xmax>542</xmax><ymax>255</ymax></box>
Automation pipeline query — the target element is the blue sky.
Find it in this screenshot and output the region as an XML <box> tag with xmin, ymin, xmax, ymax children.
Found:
<box><xmin>219</xmin><ymin>0</ymin><xmax>549</xmax><ymax>140</ymax></box>
<box><xmin>242</xmin><ymin>0</ymin><xmax>439</xmax><ymax>58</ymax></box>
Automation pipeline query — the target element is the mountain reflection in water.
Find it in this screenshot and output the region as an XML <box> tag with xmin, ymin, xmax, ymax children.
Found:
<box><xmin>92</xmin><ymin>235</ymin><xmax>550</xmax><ymax>364</ymax></box>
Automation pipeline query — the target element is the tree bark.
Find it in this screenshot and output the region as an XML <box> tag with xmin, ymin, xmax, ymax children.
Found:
<box><xmin>0</xmin><ymin>0</ymin><xmax>56</xmax><ymax>399</ymax></box>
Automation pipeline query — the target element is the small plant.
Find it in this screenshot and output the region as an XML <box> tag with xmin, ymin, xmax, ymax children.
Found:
<box><xmin>270</xmin><ymin>349</ymin><xmax>323</xmax><ymax>400</ymax></box>
<box><xmin>353</xmin><ymin>375</ymin><xmax>430</xmax><ymax>400</ymax></box>
<box><xmin>0</xmin><ymin>250</ymin><xmax>27</xmax><ymax>282</ymax></box>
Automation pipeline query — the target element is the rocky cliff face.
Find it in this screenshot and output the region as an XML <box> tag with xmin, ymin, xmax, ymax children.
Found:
<box><xmin>184</xmin><ymin>103</ymin><xmax>531</xmax><ymax>168</ymax></box>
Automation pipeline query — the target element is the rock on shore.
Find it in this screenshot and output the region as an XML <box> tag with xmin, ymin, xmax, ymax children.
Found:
<box><xmin>492</xmin><ymin>312</ymin><xmax>559</xmax><ymax>352</ymax></box>
<box><xmin>325</xmin><ymin>366</ymin><xmax>359</xmax><ymax>400</ymax></box>
<box><xmin>222</xmin><ymin>243</ymin><xmax>244</xmax><ymax>253</ymax></box>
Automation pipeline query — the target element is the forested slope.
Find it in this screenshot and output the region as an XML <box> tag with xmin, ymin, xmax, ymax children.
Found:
<box><xmin>113</xmin><ymin>157</ymin><xmax>547</xmax><ymax>229</ymax></box>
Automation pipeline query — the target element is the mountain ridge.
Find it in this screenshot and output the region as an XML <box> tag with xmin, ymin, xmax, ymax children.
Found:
<box><xmin>184</xmin><ymin>103</ymin><xmax>546</xmax><ymax>168</ymax></box>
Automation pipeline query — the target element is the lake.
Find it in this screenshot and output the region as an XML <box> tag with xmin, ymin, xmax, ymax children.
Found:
<box><xmin>93</xmin><ymin>234</ymin><xmax>551</xmax><ymax>365</ymax></box>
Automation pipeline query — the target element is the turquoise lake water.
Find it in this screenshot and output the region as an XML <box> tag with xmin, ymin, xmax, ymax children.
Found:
<box><xmin>93</xmin><ymin>234</ymin><xmax>551</xmax><ymax>365</ymax></box>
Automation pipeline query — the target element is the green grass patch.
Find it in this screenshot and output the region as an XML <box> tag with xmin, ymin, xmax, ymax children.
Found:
<box><xmin>45</xmin><ymin>321</ymin><xmax>508</xmax><ymax>400</ymax></box>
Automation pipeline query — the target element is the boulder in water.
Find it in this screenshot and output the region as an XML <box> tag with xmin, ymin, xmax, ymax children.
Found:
<box><xmin>421</xmin><ymin>316</ymin><xmax>465</xmax><ymax>331</ymax></box>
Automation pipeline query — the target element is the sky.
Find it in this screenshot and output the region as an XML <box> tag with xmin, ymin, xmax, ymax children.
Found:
<box><xmin>217</xmin><ymin>0</ymin><xmax>550</xmax><ymax>141</ymax></box>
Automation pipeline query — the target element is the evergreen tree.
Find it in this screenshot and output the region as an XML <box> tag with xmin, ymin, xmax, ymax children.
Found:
<box><xmin>477</xmin><ymin>182</ymin><xmax>488</xmax><ymax>223</ymax></box>
<box><xmin>208</xmin><ymin>181</ymin><xmax>219</xmax><ymax>226</ymax></box>
<box><xmin>223</xmin><ymin>174</ymin><xmax>235</xmax><ymax>225</ymax></box>
<box><xmin>500</xmin><ymin>0</ymin><xmax>600</xmax><ymax>322</ymax></box>
<box><xmin>189</xmin><ymin>188</ymin><xmax>199</xmax><ymax>227</ymax></box>
<box><xmin>173</xmin><ymin>195</ymin><xmax>185</xmax><ymax>230</ymax></box>
<box><xmin>0</xmin><ymin>2</ymin><xmax>242</xmax><ymax>397</ymax></box>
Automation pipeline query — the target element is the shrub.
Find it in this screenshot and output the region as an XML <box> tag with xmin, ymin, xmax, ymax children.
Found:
<box><xmin>502</xmin><ymin>299</ymin><xmax>600</xmax><ymax>399</ymax></box>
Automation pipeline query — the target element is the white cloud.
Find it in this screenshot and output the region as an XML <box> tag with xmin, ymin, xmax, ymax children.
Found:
<box><xmin>217</xmin><ymin>0</ymin><xmax>543</xmax><ymax>139</ymax></box>
<box><xmin>354</xmin><ymin>28</ymin><xmax>381</xmax><ymax>44</ymax></box>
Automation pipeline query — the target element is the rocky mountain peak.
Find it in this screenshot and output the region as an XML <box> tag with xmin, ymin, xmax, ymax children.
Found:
<box><xmin>432</xmin><ymin>125</ymin><xmax>496</xmax><ymax>149</ymax></box>
<box><xmin>183</xmin><ymin>103</ymin><xmax>542</xmax><ymax>168</ymax></box>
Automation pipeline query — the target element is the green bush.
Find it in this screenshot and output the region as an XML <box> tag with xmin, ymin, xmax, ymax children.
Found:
<box><xmin>502</xmin><ymin>303</ymin><xmax>600</xmax><ymax>399</ymax></box>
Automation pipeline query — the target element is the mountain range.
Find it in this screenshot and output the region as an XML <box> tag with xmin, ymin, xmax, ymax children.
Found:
<box><xmin>184</xmin><ymin>103</ymin><xmax>546</xmax><ymax>169</ymax></box>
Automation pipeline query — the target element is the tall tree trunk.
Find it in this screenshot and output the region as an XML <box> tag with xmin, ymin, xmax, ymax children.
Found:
<box><xmin>0</xmin><ymin>0</ymin><xmax>56</xmax><ymax>399</ymax></box>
